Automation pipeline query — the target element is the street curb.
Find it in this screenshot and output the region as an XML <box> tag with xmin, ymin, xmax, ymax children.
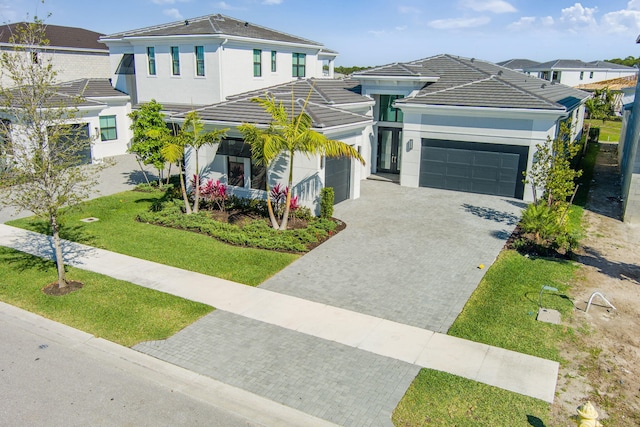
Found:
<box><xmin>0</xmin><ymin>301</ymin><xmax>340</xmax><ymax>427</ymax></box>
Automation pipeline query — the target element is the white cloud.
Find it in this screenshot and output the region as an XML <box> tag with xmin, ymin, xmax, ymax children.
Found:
<box><xmin>214</xmin><ymin>1</ymin><xmax>245</xmax><ymax>10</ymax></box>
<box><xmin>163</xmin><ymin>8</ymin><xmax>183</xmax><ymax>19</ymax></box>
<box><xmin>507</xmin><ymin>16</ymin><xmax>535</xmax><ymax>31</ymax></box>
<box><xmin>559</xmin><ymin>3</ymin><xmax>598</xmax><ymax>27</ymax></box>
<box><xmin>152</xmin><ymin>0</ymin><xmax>189</xmax><ymax>4</ymax></box>
<box><xmin>541</xmin><ymin>16</ymin><xmax>554</xmax><ymax>26</ymax></box>
<box><xmin>368</xmin><ymin>29</ymin><xmax>388</xmax><ymax>36</ymax></box>
<box><xmin>601</xmin><ymin>9</ymin><xmax>640</xmax><ymax>33</ymax></box>
<box><xmin>428</xmin><ymin>16</ymin><xmax>491</xmax><ymax>29</ymax></box>
<box><xmin>262</xmin><ymin>0</ymin><xmax>283</xmax><ymax>4</ymax></box>
<box><xmin>629</xmin><ymin>0</ymin><xmax>640</xmax><ymax>11</ymax></box>
<box><xmin>395</xmin><ymin>25</ymin><xmax>408</xmax><ymax>31</ymax></box>
<box><xmin>398</xmin><ymin>6</ymin><xmax>421</xmax><ymax>14</ymax></box>
<box><xmin>460</xmin><ymin>0</ymin><xmax>516</xmax><ymax>14</ymax></box>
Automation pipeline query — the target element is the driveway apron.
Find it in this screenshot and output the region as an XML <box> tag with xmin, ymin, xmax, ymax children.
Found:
<box><xmin>261</xmin><ymin>180</ymin><xmax>524</xmax><ymax>333</ymax></box>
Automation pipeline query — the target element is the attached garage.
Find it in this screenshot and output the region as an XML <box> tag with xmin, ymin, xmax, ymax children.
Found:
<box><xmin>420</xmin><ymin>139</ymin><xmax>529</xmax><ymax>199</ymax></box>
<box><xmin>325</xmin><ymin>156</ymin><xmax>351</xmax><ymax>204</ymax></box>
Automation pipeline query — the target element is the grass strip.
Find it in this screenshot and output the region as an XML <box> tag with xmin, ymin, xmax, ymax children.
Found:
<box><xmin>0</xmin><ymin>247</ymin><xmax>213</xmax><ymax>347</ymax></box>
<box><xmin>8</xmin><ymin>190</ymin><xmax>298</xmax><ymax>286</ymax></box>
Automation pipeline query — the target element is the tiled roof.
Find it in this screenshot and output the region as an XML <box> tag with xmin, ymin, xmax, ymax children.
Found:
<box><xmin>525</xmin><ymin>59</ymin><xmax>636</xmax><ymax>71</ymax></box>
<box><xmin>55</xmin><ymin>79</ymin><xmax>128</xmax><ymax>98</ymax></box>
<box><xmin>0</xmin><ymin>22</ymin><xmax>106</xmax><ymax>51</ymax></box>
<box><xmin>575</xmin><ymin>75</ymin><xmax>638</xmax><ymax>91</ymax></box>
<box><xmin>359</xmin><ymin>54</ymin><xmax>590</xmax><ymax>111</ymax></box>
<box><xmin>496</xmin><ymin>59</ymin><xmax>541</xmax><ymax>70</ymax></box>
<box><xmin>101</xmin><ymin>14</ymin><xmax>325</xmax><ymax>47</ymax></box>
<box><xmin>172</xmin><ymin>79</ymin><xmax>371</xmax><ymax>129</ymax></box>
<box><xmin>353</xmin><ymin>62</ymin><xmax>438</xmax><ymax>79</ymax></box>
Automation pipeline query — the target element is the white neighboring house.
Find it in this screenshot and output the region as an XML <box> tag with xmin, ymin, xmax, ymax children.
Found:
<box><xmin>523</xmin><ymin>59</ymin><xmax>638</xmax><ymax>87</ymax></box>
<box><xmin>99</xmin><ymin>14</ymin><xmax>337</xmax><ymax>107</ymax></box>
<box><xmin>351</xmin><ymin>55</ymin><xmax>590</xmax><ymax>202</ymax></box>
<box><xmin>0</xmin><ymin>23</ymin><xmax>111</xmax><ymax>88</ymax></box>
<box><xmin>495</xmin><ymin>58</ymin><xmax>540</xmax><ymax>73</ymax></box>
<box><xmin>2</xmin><ymin>79</ymin><xmax>131</xmax><ymax>164</ymax></box>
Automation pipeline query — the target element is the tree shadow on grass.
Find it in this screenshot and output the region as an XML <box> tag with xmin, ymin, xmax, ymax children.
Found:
<box><xmin>4</xmin><ymin>220</ymin><xmax>97</xmax><ymax>273</ymax></box>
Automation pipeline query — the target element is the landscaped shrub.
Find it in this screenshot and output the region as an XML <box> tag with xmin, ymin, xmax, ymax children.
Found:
<box><xmin>518</xmin><ymin>202</ymin><xmax>581</xmax><ymax>253</ymax></box>
<box><xmin>320</xmin><ymin>187</ymin><xmax>334</xmax><ymax>218</ymax></box>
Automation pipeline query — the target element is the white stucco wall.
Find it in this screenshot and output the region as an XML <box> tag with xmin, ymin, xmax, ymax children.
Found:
<box><xmin>557</xmin><ymin>69</ymin><xmax>637</xmax><ymax>87</ymax></box>
<box><xmin>0</xmin><ymin>49</ymin><xmax>110</xmax><ymax>88</ymax></box>
<box><xmin>88</xmin><ymin>101</ymin><xmax>132</xmax><ymax>161</ymax></box>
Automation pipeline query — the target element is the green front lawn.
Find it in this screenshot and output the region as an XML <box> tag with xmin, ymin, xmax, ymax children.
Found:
<box><xmin>0</xmin><ymin>247</ymin><xmax>213</xmax><ymax>347</ymax></box>
<box><xmin>7</xmin><ymin>190</ymin><xmax>298</xmax><ymax>286</ymax></box>
<box><xmin>584</xmin><ymin>118</ymin><xmax>622</xmax><ymax>142</ymax></box>
<box><xmin>394</xmin><ymin>250</ymin><xmax>579</xmax><ymax>426</ymax></box>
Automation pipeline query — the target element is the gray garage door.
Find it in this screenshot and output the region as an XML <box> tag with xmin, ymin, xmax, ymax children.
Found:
<box><xmin>325</xmin><ymin>156</ymin><xmax>351</xmax><ymax>204</ymax></box>
<box><xmin>420</xmin><ymin>139</ymin><xmax>528</xmax><ymax>199</ymax></box>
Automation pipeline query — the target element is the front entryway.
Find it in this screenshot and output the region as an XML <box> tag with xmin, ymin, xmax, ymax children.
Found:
<box><xmin>377</xmin><ymin>127</ymin><xmax>402</xmax><ymax>174</ymax></box>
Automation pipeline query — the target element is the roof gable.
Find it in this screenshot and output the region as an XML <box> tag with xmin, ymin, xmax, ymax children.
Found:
<box><xmin>102</xmin><ymin>14</ymin><xmax>325</xmax><ymax>47</ymax></box>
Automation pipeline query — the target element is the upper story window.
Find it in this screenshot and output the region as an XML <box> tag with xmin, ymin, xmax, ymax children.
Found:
<box><xmin>170</xmin><ymin>46</ymin><xmax>180</xmax><ymax>76</ymax></box>
<box><xmin>147</xmin><ymin>47</ymin><xmax>156</xmax><ymax>75</ymax></box>
<box><xmin>99</xmin><ymin>116</ymin><xmax>118</xmax><ymax>141</ymax></box>
<box><xmin>253</xmin><ymin>49</ymin><xmax>262</xmax><ymax>77</ymax></box>
<box><xmin>540</xmin><ymin>71</ymin><xmax>550</xmax><ymax>80</ymax></box>
<box><xmin>292</xmin><ymin>53</ymin><xmax>306</xmax><ymax>77</ymax></box>
<box><xmin>195</xmin><ymin>46</ymin><xmax>205</xmax><ymax>76</ymax></box>
<box><xmin>589</xmin><ymin>71</ymin><xmax>594</xmax><ymax>78</ymax></box>
<box><xmin>378</xmin><ymin>95</ymin><xmax>404</xmax><ymax>122</ymax></box>
<box><xmin>271</xmin><ymin>50</ymin><xmax>277</xmax><ymax>72</ymax></box>
<box><xmin>579</xmin><ymin>71</ymin><xmax>584</xmax><ymax>80</ymax></box>
<box><xmin>551</xmin><ymin>71</ymin><xmax>560</xmax><ymax>83</ymax></box>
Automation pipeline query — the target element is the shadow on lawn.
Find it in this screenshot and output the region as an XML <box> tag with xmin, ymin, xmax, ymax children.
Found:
<box><xmin>527</xmin><ymin>415</ymin><xmax>546</xmax><ymax>427</ymax></box>
<box><xmin>578</xmin><ymin>245</ymin><xmax>640</xmax><ymax>285</ymax></box>
<box><xmin>4</xmin><ymin>220</ymin><xmax>97</xmax><ymax>273</ymax></box>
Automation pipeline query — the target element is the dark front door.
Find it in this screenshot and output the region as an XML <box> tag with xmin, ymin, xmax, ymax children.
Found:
<box><xmin>377</xmin><ymin>127</ymin><xmax>402</xmax><ymax>174</ymax></box>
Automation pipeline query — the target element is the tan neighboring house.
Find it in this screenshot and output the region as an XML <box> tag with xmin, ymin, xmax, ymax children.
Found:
<box><xmin>576</xmin><ymin>75</ymin><xmax>638</xmax><ymax>115</ymax></box>
<box><xmin>0</xmin><ymin>23</ymin><xmax>111</xmax><ymax>87</ymax></box>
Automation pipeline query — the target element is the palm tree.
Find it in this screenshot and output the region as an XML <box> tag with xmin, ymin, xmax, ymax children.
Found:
<box><xmin>239</xmin><ymin>92</ymin><xmax>365</xmax><ymax>230</ymax></box>
<box><xmin>181</xmin><ymin>111</ymin><xmax>228</xmax><ymax>213</ymax></box>
<box><xmin>159</xmin><ymin>127</ymin><xmax>191</xmax><ymax>214</ymax></box>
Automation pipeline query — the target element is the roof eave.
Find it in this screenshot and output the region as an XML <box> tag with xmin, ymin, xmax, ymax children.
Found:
<box><xmin>395</xmin><ymin>102</ymin><xmax>568</xmax><ymax>118</ymax></box>
<box><xmin>353</xmin><ymin>75</ymin><xmax>439</xmax><ymax>83</ymax></box>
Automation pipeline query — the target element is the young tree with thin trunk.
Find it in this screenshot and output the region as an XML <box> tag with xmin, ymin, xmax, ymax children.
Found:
<box><xmin>128</xmin><ymin>99</ymin><xmax>168</xmax><ymax>186</ymax></box>
<box><xmin>239</xmin><ymin>91</ymin><xmax>365</xmax><ymax>230</ymax></box>
<box><xmin>0</xmin><ymin>20</ymin><xmax>105</xmax><ymax>290</ymax></box>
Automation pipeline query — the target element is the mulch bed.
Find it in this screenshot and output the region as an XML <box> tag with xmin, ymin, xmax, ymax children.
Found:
<box><xmin>42</xmin><ymin>280</ymin><xmax>84</xmax><ymax>296</ymax></box>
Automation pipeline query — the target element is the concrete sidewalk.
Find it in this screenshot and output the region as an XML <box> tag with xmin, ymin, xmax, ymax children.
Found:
<box><xmin>0</xmin><ymin>224</ymin><xmax>559</xmax><ymax>403</ymax></box>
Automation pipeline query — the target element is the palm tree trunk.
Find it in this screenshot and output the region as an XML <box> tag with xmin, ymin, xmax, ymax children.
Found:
<box><xmin>50</xmin><ymin>212</ymin><xmax>67</xmax><ymax>288</ymax></box>
<box><xmin>265</xmin><ymin>182</ymin><xmax>280</xmax><ymax>229</ymax></box>
<box><xmin>279</xmin><ymin>151</ymin><xmax>294</xmax><ymax>231</ymax></box>
<box><xmin>193</xmin><ymin>148</ymin><xmax>200</xmax><ymax>213</ymax></box>
<box><xmin>179</xmin><ymin>161</ymin><xmax>192</xmax><ymax>214</ymax></box>
<box><xmin>166</xmin><ymin>163</ymin><xmax>172</xmax><ymax>185</ymax></box>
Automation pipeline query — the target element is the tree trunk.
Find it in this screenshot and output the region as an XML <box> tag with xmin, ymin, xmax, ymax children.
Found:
<box><xmin>165</xmin><ymin>163</ymin><xmax>172</xmax><ymax>185</ymax></box>
<box><xmin>192</xmin><ymin>148</ymin><xmax>200</xmax><ymax>213</ymax></box>
<box><xmin>179</xmin><ymin>162</ymin><xmax>192</xmax><ymax>214</ymax></box>
<box><xmin>265</xmin><ymin>183</ymin><xmax>280</xmax><ymax>229</ymax></box>
<box><xmin>279</xmin><ymin>151</ymin><xmax>295</xmax><ymax>231</ymax></box>
<box><xmin>50</xmin><ymin>213</ymin><xmax>67</xmax><ymax>289</ymax></box>
<box><xmin>136</xmin><ymin>158</ymin><xmax>150</xmax><ymax>185</ymax></box>
<box><xmin>157</xmin><ymin>168</ymin><xmax>164</xmax><ymax>188</ymax></box>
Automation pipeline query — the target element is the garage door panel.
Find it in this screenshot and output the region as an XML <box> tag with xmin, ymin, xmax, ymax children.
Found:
<box><xmin>420</xmin><ymin>140</ymin><xmax>527</xmax><ymax>198</ymax></box>
<box><xmin>325</xmin><ymin>156</ymin><xmax>351</xmax><ymax>205</ymax></box>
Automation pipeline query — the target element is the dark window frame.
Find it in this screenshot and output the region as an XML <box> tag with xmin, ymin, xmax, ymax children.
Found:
<box><xmin>170</xmin><ymin>46</ymin><xmax>180</xmax><ymax>76</ymax></box>
<box><xmin>217</xmin><ymin>138</ymin><xmax>266</xmax><ymax>190</ymax></box>
<box><xmin>378</xmin><ymin>95</ymin><xmax>404</xmax><ymax>122</ymax></box>
<box><xmin>195</xmin><ymin>45</ymin><xmax>205</xmax><ymax>76</ymax></box>
<box><xmin>292</xmin><ymin>52</ymin><xmax>306</xmax><ymax>77</ymax></box>
<box><xmin>253</xmin><ymin>49</ymin><xmax>262</xmax><ymax>77</ymax></box>
<box><xmin>271</xmin><ymin>50</ymin><xmax>277</xmax><ymax>72</ymax></box>
<box><xmin>147</xmin><ymin>47</ymin><xmax>156</xmax><ymax>75</ymax></box>
<box><xmin>99</xmin><ymin>115</ymin><xmax>118</xmax><ymax>141</ymax></box>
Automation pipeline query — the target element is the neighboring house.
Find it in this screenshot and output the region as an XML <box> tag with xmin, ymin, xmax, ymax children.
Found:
<box><xmin>617</xmin><ymin>35</ymin><xmax>640</xmax><ymax>224</ymax></box>
<box><xmin>351</xmin><ymin>55</ymin><xmax>590</xmax><ymax>202</ymax></box>
<box><xmin>0</xmin><ymin>23</ymin><xmax>111</xmax><ymax>87</ymax></box>
<box><xmin>99</xmin><ymin>14</ymin><xmax>337</xmax><ymax>107</ymax></box>
<box><xmin>1</xmin><ymin>78</ymin><xmax>131</xmax><ymax>163</ymax></box>
<box><xmin>496</xmin><ymin>58</ymin><xmax>540</xmax><ymax>73</ymax></box>
<box><xmin>523</xmin><ymin>60</ymin><xmax>638</xmax><ymax>87</ymax></box>
<box><xmin>575</xmin><ymin>75</ymin><xmax>638</xmax><ymax>115</ymax></box>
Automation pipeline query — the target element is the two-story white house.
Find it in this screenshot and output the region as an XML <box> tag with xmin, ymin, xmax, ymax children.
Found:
<box><xmin>99</xmin><ymin>14</ymin><xmax>337</xmax><ymax>107</ymax></box>
<box><xmin>522</xmin><ymin>59</ymin><xmax>638</xmax><ymax>87</ymax></box>
<box><xmin>0</xmin><ymin>23</ymin><xmax>111</xmax><ymax>88</ymax></box>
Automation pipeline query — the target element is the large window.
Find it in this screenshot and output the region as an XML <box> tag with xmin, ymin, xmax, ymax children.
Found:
<box><xmin>271</xmin><ymin>50</ymin><xmax>277</xmax><ymax>72</ymax></box>
<box><xmin>292</xmin><ymin>52</ymin><xmax>306</xmax><ymax>77</ymax></box>
<box><xmin>378</xmin><ymin>95</ymin><xmax>404</xmax><ymax>122</ymax></box>
<box><xmin>195</xmin><ymin>46</ymin><xmax>205</xmax><ymax>76</ymax></box>
<box><xmin>170</xmin><ymin>46</ymin><xmax>180</xmax><ymax>76</ymax></box>
<box><xmin>217</xmin><ymin>138</ymin><xmax>266</xmax><ymax>190</ymax></box>
<box><xmin>99</xmin><ymin>116</ymin><xmax>117</xmax><ymax>141</ymax></box>
<box><xmin>253</xmin><ymin>49</ymin><xmax>262</xmax><ymax>77</ymax></box>
<box><xmin>147</xmin><ymin>47</ymin><xmax>156</xmax><ymax>75</ymax></box>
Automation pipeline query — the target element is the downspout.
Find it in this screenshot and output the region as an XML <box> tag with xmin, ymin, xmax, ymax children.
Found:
<box><xmin>218</xmin><ymin>38</ymin><xmax>228</xmax><ymax>102</ymax></box>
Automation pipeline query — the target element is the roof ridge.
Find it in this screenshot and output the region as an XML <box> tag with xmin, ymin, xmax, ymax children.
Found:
<box><xmin>306</xmin><ymin>79</ymin><xmax>332</xmax><ymax>104</ymax></box>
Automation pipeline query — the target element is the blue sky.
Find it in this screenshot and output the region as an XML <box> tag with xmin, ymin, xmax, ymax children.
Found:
<box><xmin>2</xmin><ymin>0</ymin><xmax>640</xmax><ymax>66</ymax></box>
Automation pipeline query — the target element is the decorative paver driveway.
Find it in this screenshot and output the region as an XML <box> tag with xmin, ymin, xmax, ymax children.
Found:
<box><xmin>261</xmin><ymin>180</ymin><xmax>524</xmax><ymax>333</ymax></box>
